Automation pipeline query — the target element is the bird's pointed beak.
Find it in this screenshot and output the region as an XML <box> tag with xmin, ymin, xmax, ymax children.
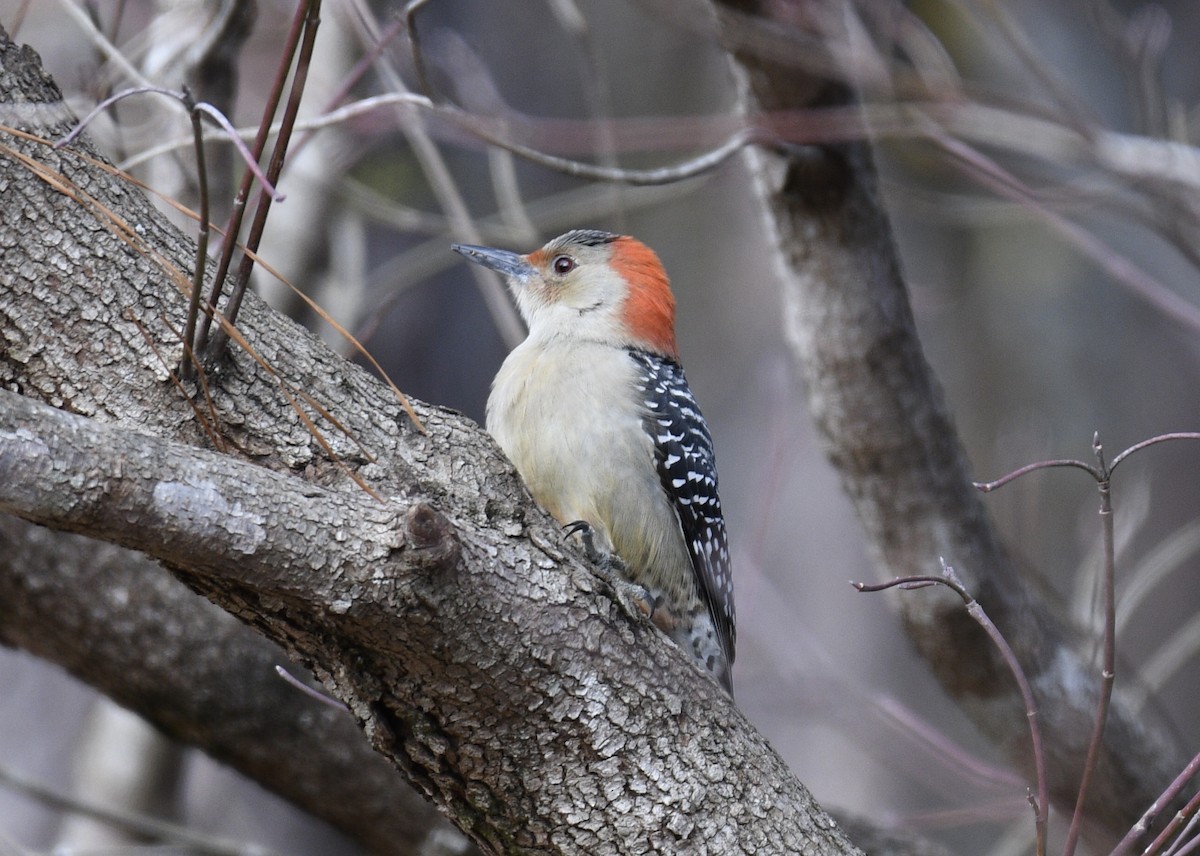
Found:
<box><xmin>452</xmin><ymin>243</ymin><xmax>537</xmax><ymax>282</ymax></box>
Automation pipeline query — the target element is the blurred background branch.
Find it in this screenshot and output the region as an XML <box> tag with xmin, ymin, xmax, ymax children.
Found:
<box><xmin>4</xmin><ymin>0</ymin><xmax>1200</xmax><ymax>853</ymax></box>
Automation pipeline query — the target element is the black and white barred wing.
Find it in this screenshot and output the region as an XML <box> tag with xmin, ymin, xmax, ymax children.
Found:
<box><xmin>629</xmin><ymin>349</ymin><xmax>736</xmax><ymax>662</ymax></box>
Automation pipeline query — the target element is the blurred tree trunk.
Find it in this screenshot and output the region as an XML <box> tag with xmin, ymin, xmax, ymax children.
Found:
<box><xmin>0</xmin><ymin>25</ymin><xmax>858</xmax><ymax>856</ymax></box>
<box><xmin>714</xmin><ymin>0</ymin><xmax>1181</xmax><ymax>845</ymax></box>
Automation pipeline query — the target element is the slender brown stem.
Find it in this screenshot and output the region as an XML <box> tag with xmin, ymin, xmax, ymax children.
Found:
<box><xmin>1110</xmin><ymin>432</ymin><xmax>1200</xmax><ymax>472</ymax></box>
<box><xmin>973</xmin><ymin>457</ymin><xmax>1100</xmax><ymax>492</ymax></box>
<box><xmin>205</xmin><ymin>0</ymin><xmax>323</xmax><ymax>362</ymax></box>
<box><xmin>179</xmin><ymin>97</ymin><xmax>210</xmax><ymax>382</ymax></box>
<box><xmin>194</xmin><ymin>0</ymin><xmax>312</xmax><ymax>359</ymax></box>
<box><xmin>1110</xmin><ymin>750</ymin><xmax>1200</xmax><ymax>856</ymax></box>
<box><xmin>1139</xmin><ymin>787</ymin><xmax>1200</xmax><ymax>856</ymax></box>
<box><xmin>979</xmin><ymin>433</ymin><xmax>1200</xmax><ymax>850</ymax></box>
<box><xmin>1063</xmin><ymin>440</ymin><xmax>1117</xmax><ymax>856</ymax></box>
<box><xmin>52</xmin><ymin>84</ymin><xmax>280</xmax><ymax>380</ymax></box>
<box><xmin>854</xmin><ymin>567</ymin><xmax>1048</xmax><ymax>855</ymax></box>
<box><xmin>288</xmin><ymin>17</ymin><xmax>407</xmax><ymax>162</ymax></box>
<box><xmin>403</xmin><ymin>0</ymin><xmax>436</xmax><ymax>99</ymax></box>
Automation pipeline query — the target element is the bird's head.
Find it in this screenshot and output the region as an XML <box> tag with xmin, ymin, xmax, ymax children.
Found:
<box><xmin>452</xmin><ymin>229</ymin><xmax>678</xmax><ymax>360</ymax></box>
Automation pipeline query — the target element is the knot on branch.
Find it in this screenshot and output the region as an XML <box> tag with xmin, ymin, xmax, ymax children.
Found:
<box><xmin>404</xmin><ymin>501</ymin><xmax>459</xmax><ymax>572</ymax></box>
<box><xmin>780</xmin><ymin>144</ymin><xmax>853</xmax><ymax>213</ymax></box>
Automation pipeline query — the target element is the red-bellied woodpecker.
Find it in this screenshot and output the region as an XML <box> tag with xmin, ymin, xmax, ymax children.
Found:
<box><xmin>452</xmin><ymin>229</ymin><xmax>736</xmax><ymax>695</ymax></box>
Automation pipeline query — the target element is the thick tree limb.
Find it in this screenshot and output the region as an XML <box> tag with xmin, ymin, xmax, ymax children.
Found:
<box><xmin>0</xmin><ymin>27</ymin><xmax>858</xmax><ymax>855</ymax></box>
<box><xmin>715</xmin><ymin>0</ymin><xmax>1181</xmax><ymax>842</ymax></box>
<box><xmin>0</xmin><ymin>516</ymin><xmax>465</xmax><ymax>856</ymax></box>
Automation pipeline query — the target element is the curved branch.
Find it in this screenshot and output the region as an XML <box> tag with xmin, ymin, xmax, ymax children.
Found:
<box><xmin>0</xmin><ymin>389</ymin><xmax>413</xmax><ymax>596</ymax></box>
<box><xmin>0</xmin><ymin>26</ymin><xmax>857</xmax><ymax>855</ymax></box>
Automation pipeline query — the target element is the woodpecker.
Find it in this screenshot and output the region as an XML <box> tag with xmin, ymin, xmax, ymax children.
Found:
<box><xmin>452</xmin><ymin>229</ymin><xmax>736</xmax><ymax>694</ymax></box>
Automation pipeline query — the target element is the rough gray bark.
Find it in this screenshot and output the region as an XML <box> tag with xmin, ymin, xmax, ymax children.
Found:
<box><xmin>0</xmin><ymin>28</ymin><xmax>859</xmax><ymax>856</ymax></box>
<box><xmin>715</xmin><ymin>0</ymin><xmax>1181</xmax><ymax>843</ymax></box>
<box><xmin>0</xmin><ymin>515</ymin><xmax>466</xmax><ymax>856</ymax></box>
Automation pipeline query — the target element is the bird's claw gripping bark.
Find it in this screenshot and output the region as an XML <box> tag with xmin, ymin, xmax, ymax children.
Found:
<box><xmin>563</xmin><ymin>520</ymin><xmax>653</xmax><ymax>620</ymax></box>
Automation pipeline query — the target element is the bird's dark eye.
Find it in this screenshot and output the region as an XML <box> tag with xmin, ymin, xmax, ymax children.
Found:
<box><xmin>552</xmin><ymin>255</ymin><xmax>576</xmax><ymax>275</ymax></box>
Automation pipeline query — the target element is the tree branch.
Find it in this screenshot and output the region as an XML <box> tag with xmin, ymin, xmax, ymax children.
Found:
<box><xmin>715</xmin><ymin>0</ymin><xmax>1182</xmax><ymax>844</ymax></box>
<box><xmin>0</xmin><ymin>24</ymin><xmax>857</xmax><ymax>855</ymax></box>
<box><xmin>0</xmin><ymin>514</ymin><xmax>465</xmax><ymax>856</ymax></box>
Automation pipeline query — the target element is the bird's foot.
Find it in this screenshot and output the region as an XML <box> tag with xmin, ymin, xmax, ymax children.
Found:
<box><xmin>563</xmin><ymin>520</ymin><xmax>653</xmax><ymax>620</ymax></box>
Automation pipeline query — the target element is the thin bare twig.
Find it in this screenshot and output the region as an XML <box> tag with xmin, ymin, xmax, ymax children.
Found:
<box><xmin>854</xmin><ymin>561</ymin><xmax>1049</xmax><ymax>855</ymax></box>
<box><xmin>194</xmin><ymin>0</ymin><xmax>313</xmax><ymax>361</ymax></box>
<box><xmin>288</xmin><ymin>17</ymin><xmax>408</xmax><ymax>162</ymax></box>
<box><xmin>1111</xmin><ymin>750</ymin><xmax>1200</xmax><ymax>856</ymax></box>
<box><xmin>974</xmin><ymin>458</ymin><xmax>1100</xmax><ymax>492</ymax></box>
<box><xmin>402</xmin><ymin>0</ymin><xmax>437</xmax><ymax>99</ymax></box>
<box><xmin>977</xmin><ymin>433</ymin><xmax>1200</xmax><ymax>493</ymax></box>
<box><xmin>55</xmin><ymin>85</ymin><xmax>176</xmax><ymax>148</ymax></box>
<box><xmin>118</xmin><ymin>92</ymin><xmax>434</xmax><ymax>171</ymax></box>
<box><xmin>52</xmin><ymin>83</ymin><xmax>282</xmax><ymax>378</ymax></box>
<box><xmin>1141</xmin><ymin>787</ymin><xmax>1200</xmax><ymax>856</ymax></box>
<box><xmin>190</xmin><ymin>103</ymin><xmax>286</xmax><ymax>201</ymax></box>
<box><xmin>55</xmin><ymin>87</ymin><xmax>281</xmax><ymax>200</ymax></box>
<box><xmin>206</xmin><ymin>0</ymin><xmax>323</xmax><ymax>361</ymax></box>
<box><xmin>976</xmin><ymin>431</ymin><xmax>1200</xmax><ymax>852</ymax></box>
<box><xmin>274</xmin><ymin>665</ymin><xmax>349</xmax><ymax>711</ymax></box>
<box><xmin>1169</xmin><ymin>825</ymin><xmax>1200</xmax><ymax>856</ymax></box>
<box><xmin>1110</xmin><ymin>432</ymin><xmax>1200</xmax><ymax>472</ymax></box>
<box><xmin>1062</xmin><ymin>439</ymin><xmax>1116</xmax><ymax>856</ymax></box>
<box><xmin>457</xmin><ymin>114</ymin><xmax>759</xmax><ymax>186</ymax></box>
<box><xmin>0</xmin><ymin>762</ymin><xmax>286</xmax><ymax>856</ymax></box>
<box><xmin>180</xmin><ymin>89</ymin><xmax>211</xmax><ymax>382</ymax></box>
<box><xmin>120</xmin><ymin>93</ymin><xmax>752</xmax><ymax>187</ymax></box>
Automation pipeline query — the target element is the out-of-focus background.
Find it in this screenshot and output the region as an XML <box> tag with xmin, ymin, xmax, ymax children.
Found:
<box><xmin>3</xmin><ymin>1</ymin><xmax>1200</xmax><ymax>853</ymax></box>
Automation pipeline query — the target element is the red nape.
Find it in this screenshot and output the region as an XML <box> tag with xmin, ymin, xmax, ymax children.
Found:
<box><xmin>611</xmin><ymin>236</ymin><xmax>678</xmax><ymax>361</ymax></box>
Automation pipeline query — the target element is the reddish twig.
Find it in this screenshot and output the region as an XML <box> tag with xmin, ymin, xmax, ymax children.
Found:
<box><xmin>854</xmin><ymin>560</ymin><xmax>1049</xmax><ymax>855</ymax></box>
<box><xmin>179</xmin><ymin>89</ymin><xmax>210</xmax><ymax>383</ymax></box>
<box><xmin>403</xmin><ymin>0</ymin><xmax>437</xmax><ymax>100</ymax></box>
<box><xmin>55</xmin><ymin>88</ymin><xmax>279</xmax><ymax>199</ymax></box>
<box><xmin>288</xmin><ymin>17</ymin><xmax>408</xmax><ymax>162</ymax></box>
<box><xmin>204</xmin><ymin>0</ymin><xmax>322</xmax><ymax>363</ymax></box>
<box><xmin>1111</xmin><ymin>750</ymin><xmax>1200</xmax><ymax>856</ymax></box>
<box><xmin>976</xmin><ymin>433</ymin><xmax>1200</xmax><ymax>492</ymax></box>
<box><xmin>974</xmin><ymin>457</ymin><xmax>1101</xmax><ymax>492</ymax></box>
<box><xmin>1140</xmin><ymin>786</ymin><xmax>1200</xmax><ymax>856</ymax></box>
<box><xmin>1062</xmin><ymin>437</ymin><xmax>1116</xmax><ymax>856</ymax></box>
<box><xmin>976</xmin><ymin>431</ymin><xmax>1200</xmax><ymax>853</ymax></box>
<box><xmin>193</xmin><ymin>0</ymin><xmax>314</xmax><ymax>362</ymax></box>
<box><xmin>274</xmin><ymin>665</ymin><xmax>348</xmax><ymax>712</ymax></box>
<box><xmin>53</xmin><ymin>86</ymin><xmax>281</xmax><ymax>379</ymax></box>
<box><xmin>1110</xmin><ymin>432</ymin><xmax>1200</xmax><ymax>472</ymax></box>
